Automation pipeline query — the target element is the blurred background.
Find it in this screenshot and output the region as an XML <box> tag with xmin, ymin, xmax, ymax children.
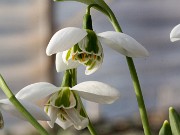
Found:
<box><xmin>1</xmin><ymin>0</ymin><xmax>180</xmax><ymax>134</ymax></box>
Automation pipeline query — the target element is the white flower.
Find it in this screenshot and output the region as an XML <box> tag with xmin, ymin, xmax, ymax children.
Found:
<box><xmin>0</xmin><ymin>81</ymin><xmax>119</xmax><ymax>130</ymax></box>
<box><xmin>46</xmin><ymin>27</ymin><xmax>149</xmax><ymax>75</ymax></box>
<box><xmin>170</xmin><ymin>24</ymin><xmax>180</xmax><ymax>42</ymax></box>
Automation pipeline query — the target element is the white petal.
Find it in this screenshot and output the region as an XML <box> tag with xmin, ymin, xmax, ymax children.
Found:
<box><xmin>0</xmin><ymin>99</ymin><xmax>50</xmax><ymax>121</ymax></box>
<box><xmin>64</xmin><ymin>108</ymin><xmax>88</xmax><ymax>130</ymax></box>
<box><xmin>85</xmin><ymin>58</ymin><xmax>103</xmax><ymax>75</ymax></box>
<box><xmin>71</xmin><ymin>81</ymin><xmax>120</xmax><ymax>104</ymax></box>
<box><xmin>44</xmin><ymin>106</ymin><xmax>58</xmax><ymax>128</ymax></box>
<box><xmin>55</xmin><ymin>118</ymin><xmax>73</xmax><ymax>130</ymax></box>
<box><xmin>48</xmin><ymin>91</ymin><xmax>76</xmax><ymax>109</ymax></box>
<box><xmin>56</xmin><ymin>52</ymin><xmax>80</xmax><ymax>72</ymax></box>
<box><xmin>98</xmin><ymin>31</ymin><xmax>149</xmax><ymax>57</ymax></box>
<box><xmin>16</xmin><ymin>82</ymin><xmax>60</xmax><ymax>101</ymax></box>
<box><xmin>170</xmin><ymin>24</ymin><xmax>180</xmax><ymax>42</ymax></box>
<box><xmin>46</xmin><ymin>27</ymin><xmax>87</xmax><ymax>56</ymax></box>
<box><xmin>62</xmin><ymin>50</ymin><xmax>70</xmax><ymax>64</ymax></box>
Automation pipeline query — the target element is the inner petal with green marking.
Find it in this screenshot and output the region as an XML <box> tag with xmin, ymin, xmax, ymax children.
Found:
<box><xmin>63</xmin><ymin>29</ymin><xmax>103</xmax><ymax>73</ymax></box>
<box><xmin>44</xmin><ymin>87</ymin><xmax>88</xmax><ymax>129</ymax></box>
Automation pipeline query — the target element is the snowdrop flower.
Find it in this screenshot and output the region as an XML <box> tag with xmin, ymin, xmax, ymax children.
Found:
<box><xmin>46</xmin><ymin>27</ymin><xmax>149</xmax><ymax>75</ymax></box>
<box><xmin>170</xmin><ymin>24</ymin><xmax>180</xmax><ymax>42</ymax></box>
<box><xmin>0</xmin><ymin>81</ymin><xmax>119</xmax><ymax>130</ymax></box>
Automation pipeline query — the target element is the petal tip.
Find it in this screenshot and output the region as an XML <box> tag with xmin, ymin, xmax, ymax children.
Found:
<box><xmin>170</xmin><ymin>24</ymin><xmax>180</xmax><ymax>42</ymax></box>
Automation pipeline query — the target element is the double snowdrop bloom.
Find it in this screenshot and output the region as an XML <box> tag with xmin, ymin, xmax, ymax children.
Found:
<box><xmin>0</xmin><ymin>81</ymin><xmax>119</xmax><ymax>130</ymax></box>
<box><xmin>46</xmin><ymin>27</ymin><xmax>149</xmax><ymax>75</ymax></box>
<box><xmin>170</xmin><ymin>24</ymin><xmax>180</xmax><ymax>42</ymax></box>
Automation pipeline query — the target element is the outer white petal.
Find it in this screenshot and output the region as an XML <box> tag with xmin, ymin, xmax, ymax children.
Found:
<box><xmin>46</xmin><ymin>27</ymin><xmax>87</xmax><ymax>56</ymax></box>
<box><xmin>55</xmin><ymin>118</ymin><xmax>73</xmax><ymax>130</ymax></box>
<box><xmin>56</xmin><ymin>52</ymin><xmax>80</xmax><ymax>72</ymax></box>
<box><xmin>170</xmin><ymin>24</ymin><xmax>180</xmax><ymax>42</ymax></box>
<box><xmin>98</xmin><ymin>31</ymin><xmax>149</xmax><ymax>57</ymax></box>
<box><xmin>16</xmin><ymin>82</ymin><xmax>60</xmax><ymax>101</ymax></box>
<box><xmin>0</xmin><ymin>99</ymin><xmax>50</xmax><ymax>121</ymax></box>
<box><xmin>71</xmin><ymin>81</ymin><xmax>120</xmax><ymax>104</ymax></box>
<box><xmin>44</xmin><ymin>106</ymin><xmax>58</xmax><ymax>128</ymax></box>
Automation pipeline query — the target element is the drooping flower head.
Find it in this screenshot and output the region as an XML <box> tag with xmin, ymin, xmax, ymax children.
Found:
<box><xmin>46</xmin><ymin>13</ymin><xmax>149</xmax><ymax>75</ymax></box>
<box><xmin>0</xmin><ymin>81</ymin><xmax>120</xmax><ymax>130</ymax></box>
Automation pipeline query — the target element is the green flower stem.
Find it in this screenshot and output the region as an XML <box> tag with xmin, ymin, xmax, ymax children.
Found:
<box><xmin>73</xmin><ymin>91</ymin><xmax>98</xmax><ymax>135</ymax></box>
<box><xmin>70</xmin><ymin>69</ymin><xmax>98</xmax><ymax>135</ymax></box>
<box><xmin>125</xmin><ymin>57</ymin><xmax>151</xmax><ymax>135</ymax></box>
<box><xmin>108</xmin><ymin>8</ymin><xmax>152</xmax><ymax>135</ymax></box>
<box><xmin>0</xmin><ymin>75</ymin><xmax>49</xmax><ymax>135</ymax></box>
<box><xmin>87</xmin><ymin>4</ymin><xmax>151</xmax><ymax>134</ymax></box>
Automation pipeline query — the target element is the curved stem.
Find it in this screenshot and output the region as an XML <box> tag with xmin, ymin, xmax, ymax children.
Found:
<box><xmin>86</xmin><ymin>4</ymin><xmax>109</xmax><ymax>16</ymax></box>
<box><xmin>70</xmin><ymin>69</ymin><xmax>98</xmax><ymax>135</ymax></box>
<box><xmin>0</xmin><ymin>75</ymin><xmax>49</xmax><ymax>135</ymax></box>
<box><xmin>107</xmin><ymin>7</ymin><xmax>152</xmax><ymax>135</ymax></box>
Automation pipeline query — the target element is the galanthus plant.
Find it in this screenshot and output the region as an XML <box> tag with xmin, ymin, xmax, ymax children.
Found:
<box><xmin>46</xmin><ymin>15</ymin><xmax>149</xmax><ymax>75</ymax></box>
<box><xmin>170</xmin><ymin>24</ymin><xmax>180</xmax><ymax>42</ymax></box>
<box><xmin>0</xmin><ymin>1</ymin><xmax>154</xmax><ymax>135</ymax></box>
<box><xmin>0</xmin><ymin>80</ymin><xmax>119</xmax><ymax>130</ymax></box>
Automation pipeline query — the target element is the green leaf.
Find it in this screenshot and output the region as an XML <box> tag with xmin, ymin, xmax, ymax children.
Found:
<box><xmin>169</xmin><ymin>107</ymin><xmax>180</xmax><ymax>135</ymax></box>
<box><xmin>159</xmin><ymin>120</ymin><xmax>172</xmax><ymax>135</ymax></box>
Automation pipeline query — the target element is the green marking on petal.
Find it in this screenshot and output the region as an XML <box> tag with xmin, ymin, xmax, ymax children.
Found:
<box><xmin>66</xmin><ymin>48</ymin><xmax>72</xmax><ymax>61</ymax></box>
<box><xmin>87</xmin><ymin>61</ymin><xmax>96</xmax><ymax>70</ymax></box>
<box><xmin>59</xmin><ymin>112</ymin><xmax>67</xmax><ymax>121</ymax></box>
<box><xmin>84</xmin><ymin>30</ymin><xmax>99</xmax><ymax>54</ymax></box>
<box><xmin>73</xmin><ymin>44</ymin><xmax>82</xmax><ymax>53</ymax></box>
<box><xmin>97</xmin><ymin>56</ymin><xmax>101</xmax><ymax>61</ymax></box>
<box><xmin>44</xmin><ymin>100</ymin><xmax>51</xmax><ymax>113</ymax></box>
<box><xmin>65</xmin><ymin>29</ymin><xmax>103</xmax><ymax>74</ymax></box>
<box><xmin>54</xmin><ymin>88</ymin><xmax>71</xmax><ymax>108</ymax></box>
<box><xmin>79</xmin><ymin>108</ymin><xmax>86</xmax><ymax>118</ymax></box>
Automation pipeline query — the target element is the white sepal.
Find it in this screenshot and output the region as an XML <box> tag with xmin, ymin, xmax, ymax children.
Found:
<box><xmin>64</xmin><ymin>108</ymin><xmax>88</xmax><ymax>130</ymax></box>
<box><xmin>56</xmin><ymin>52</ymin><xmax>80</xmax><ymax>72</ymax></box>
<box><xmin>16</xmin><ymin>82</ymin><xmax>60</xmax><ymax>101</ymax></box>
<box><xmin>170</xmin><ymin>24</ymin><xmax>180</xmax><ymax>42</ymax></box>
<box><xmin>98</xmin><ymin>31</ymin><xmax>149</xmax><ymax>57</ymax></box>
<box><xmin>0</xmin><ymin>99</ymin><xmax>50</xmax><ymax>121</ymax></box>
<box><xmin>55</xmin><ymin>118</ymin><xmax>73</xmax><ymax>130</ymax></box>
<box><xmin>71</xmin><ymin>81</ymin><xmax>120</xmax><ymax>104</ymax></box>
<box><xmin>44</xmin><ymin>106</ymin><xmax>58</xmax><ymax>128</ymax></box>
<box><xmin>46</xmin><ymin>27</ymin><xmax>87</xmax><ymax>56</ymax></box>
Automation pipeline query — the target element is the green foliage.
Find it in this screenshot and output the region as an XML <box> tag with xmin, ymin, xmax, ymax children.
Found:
<box><xmin>169</xmin><ymin>107</ymin><xmax>180</xmax><ymax>135</ymax></box>
<box><xmin>159</xmin><ymin>107</ymin><xmax>180</xmax><ymax>135</ymax></box>
<box><xmin>159</xmin><ymin>120</ymin><xmax>172</xmax><ymax>135</ymax></box>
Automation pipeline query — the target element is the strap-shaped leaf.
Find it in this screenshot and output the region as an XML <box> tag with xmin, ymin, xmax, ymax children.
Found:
<box><xmin>159</xmin><ymin>120</ymin><xmax>172</xmax><ymax>135</ymax></box>
<box><xmin>169</xmin><ymin>107</ymin><xmax>180</xmax><ymax>135</ymax></box>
